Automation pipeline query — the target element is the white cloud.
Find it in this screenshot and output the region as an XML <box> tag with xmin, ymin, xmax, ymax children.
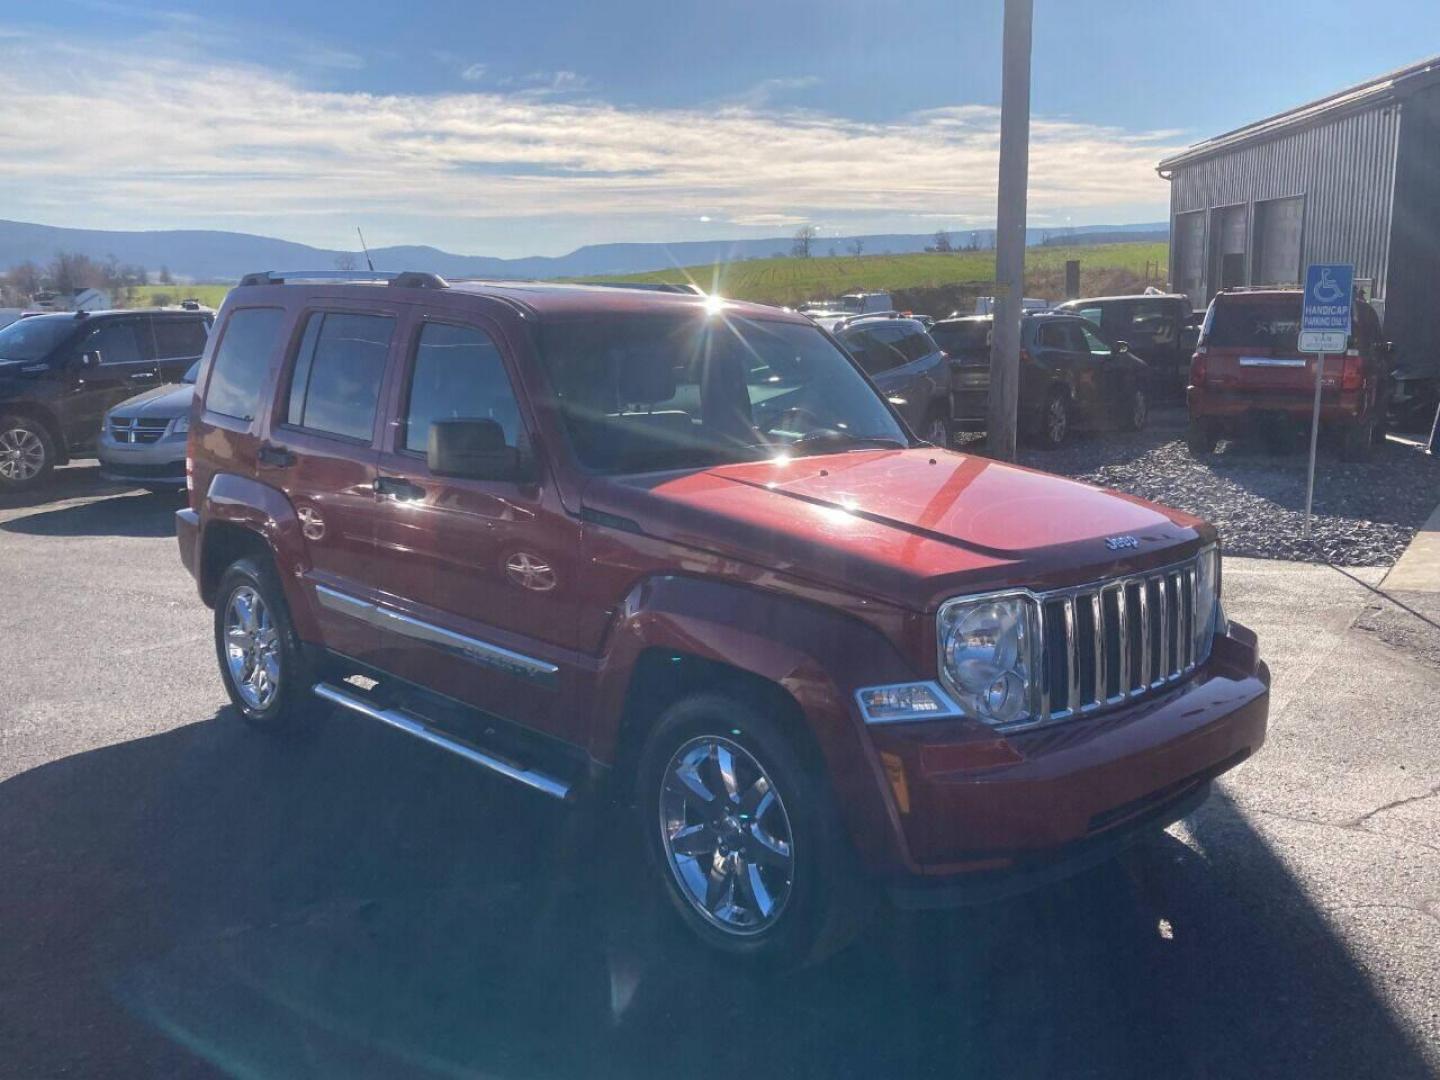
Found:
<box><xmin>724</xmin><ymin>75</ymin><xmax>821</xmax><ymax>109</ymax></box>
<box><xmin>0</xmin><ymin>40</ymin><xmax>1180</xmax><ymax>252</ymax></box>
<box><xmin>460</xmin><ymin>62</ymin><xmax>488</xmax><ymax>82</ymax></box>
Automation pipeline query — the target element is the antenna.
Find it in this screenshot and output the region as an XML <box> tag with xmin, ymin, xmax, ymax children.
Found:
<box><xmin>356</xmin><ymin>227</ymin><xmax>375</xmax><ymax>272</ymax></box>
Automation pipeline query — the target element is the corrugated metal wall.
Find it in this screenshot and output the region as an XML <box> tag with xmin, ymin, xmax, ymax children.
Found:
<box><xmin>1168</xmin><ymin>104</ymin><xmax>1401</xmax><ymax>301</ymax></box>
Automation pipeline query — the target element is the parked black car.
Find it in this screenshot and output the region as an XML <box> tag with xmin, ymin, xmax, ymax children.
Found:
<box><xmin>931</xmin><ymin>313</ymin><xmax>1149</xmax><ymax>448</ymax></box>
<box><xmin>0</xmin><ymin>307</ymin><xmax>212</xmax><ymax>492</ymax></box>
<box><xmin>1052</xmin><ymin>293</ymin><xmax>1198</xmax><ymax>402</ymax></box>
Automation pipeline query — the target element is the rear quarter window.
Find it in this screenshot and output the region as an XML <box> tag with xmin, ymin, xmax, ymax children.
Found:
<box><xmin>204</xmin><ymin>308</ymin><xmax>286</xmax><ymax>422</ymax></box>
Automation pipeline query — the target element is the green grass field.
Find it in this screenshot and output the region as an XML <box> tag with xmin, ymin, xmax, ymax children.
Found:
<box><xmin>123</xmin><ymin>284</ymin><xmax>231</xmax><ymax>309</ymax></box>
<box><xmin>577</xmin><ymin>241</ymin><xmax>1169</xmax><ymax>307</ymax></box>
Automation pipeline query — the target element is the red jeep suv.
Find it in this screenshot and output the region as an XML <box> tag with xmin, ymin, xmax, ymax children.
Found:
<box><xmin>1187</xmin><ymin>287</ymin><xmax>1390</xmax><ymax>460</ymax></box>
<box><xmin>177</xmin><ymin>271</ymin><xmax>1269</xmax><ymax>963</ymax></box>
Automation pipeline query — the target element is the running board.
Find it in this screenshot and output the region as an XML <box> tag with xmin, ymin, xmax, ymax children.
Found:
<box><xmin>313</xmin><ymin>682</ymin><xmax>572</xmax><ymax>801</ymax></box>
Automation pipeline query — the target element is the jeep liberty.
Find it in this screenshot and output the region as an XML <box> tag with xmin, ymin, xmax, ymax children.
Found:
<box><xmin>177</xmin><ymin>271</ymin><xmax>1270</xmax><ymax>964</ymax></box>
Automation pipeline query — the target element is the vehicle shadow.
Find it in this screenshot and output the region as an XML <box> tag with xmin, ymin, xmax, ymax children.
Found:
<box><xmin>0</xmin><ymin>462</ymin><xmax>130</xmax><ymax>510</ymax></box>
<box><xmin>0</xmin><ymin>489</ymin><xmax>184</xmax><ymax>538</ymax></box>
<box><xmin>0</xmin><ymin>708</ymin><xmax>1432</xmax><ymax>1079</ymax></box>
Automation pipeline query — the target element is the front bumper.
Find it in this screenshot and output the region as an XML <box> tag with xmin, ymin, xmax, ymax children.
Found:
<box><xmin>860</xmin><ymin>622</ymin><xmax>1269</xmax><ymax>899</ymax></box>
<box><xmin>97</xmin><ymin>430</ymin><xmax>187</xmax><ymax>486</ymax></box>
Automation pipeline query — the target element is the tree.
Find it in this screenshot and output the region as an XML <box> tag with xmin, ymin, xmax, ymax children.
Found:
<box><xmin>5</xmin><ymin>261</ymin><xmax>42</xmax><ymax>301</ymax></box>
<box><xmin>791</xmin><ymin>225</ymin><xmax>817</xmax><ymax>259</ymax></box>
<box><xmin>47</xmin><ymin>252</ymin><xmax>106</xmax><ymax>294</ymax></box>
<box><xmin>933</xmin><ymin>230</ymin><xmax>953</xmax><ymax>253</ymax></box>
<box><xmin>847</xmin><ymin>238</ymin><xmax>864</xmax><ymax>256</ymax></box>
<box><xmin>158</xmin><ymin>265</ymin><xmax>174</xmax><ymax>285</ymax></box>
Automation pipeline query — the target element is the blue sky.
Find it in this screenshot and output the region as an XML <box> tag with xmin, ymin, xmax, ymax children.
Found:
<box><xmin>0</xmin><ymin>0</ymin><xmax>1437</xmax><ymax>256</ymax></box>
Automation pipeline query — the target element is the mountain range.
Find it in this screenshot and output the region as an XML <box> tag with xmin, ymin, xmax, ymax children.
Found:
<box><xmin>0</xmin><ymin>218</ymin><xmax>1168</xmax><ymax>283</ymax></box>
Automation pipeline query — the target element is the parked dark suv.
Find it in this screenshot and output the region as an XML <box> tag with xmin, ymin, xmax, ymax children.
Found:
<box><xmin>932</xmin><ymin>313</ymin><xmax>1151</xmax><ymax>447</ymax></box>
<box><xmin>178</xmin><ymin>271</ymin><xmax>1269</xmax><ymax>964</ymax></box>
<box><xmin>1053</xmin><ymin>293</ymin><xmax>1199</xmax><ymax>402</ymax></box>
<box><xmin>0</xmin><ymin>306</ymin><xmax>212</xmax><ymax>491</ymax></box>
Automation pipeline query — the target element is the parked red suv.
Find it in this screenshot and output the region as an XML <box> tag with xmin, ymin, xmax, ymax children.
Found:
<box><xmin>1187</xmin><ymin>287</ymin><xmax>1390</xmax><ymax>460</ymax></box>
<box><xmin>177</xmin><ymin>271</ymin><xmax>1269</xmax><ymax>964</ymax></box>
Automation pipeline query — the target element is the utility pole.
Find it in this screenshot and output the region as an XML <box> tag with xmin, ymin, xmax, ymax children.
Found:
<box><xmin>987</xmin><ymin>0</ymin><xmax>1033</xmax><ymax>462</ymax></box>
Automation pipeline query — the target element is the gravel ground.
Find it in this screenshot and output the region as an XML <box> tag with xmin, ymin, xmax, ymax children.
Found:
<box><xmin>960</xmin><ymin>408</ymin><xmax>1440</xmax><ymax>566</ymax></box>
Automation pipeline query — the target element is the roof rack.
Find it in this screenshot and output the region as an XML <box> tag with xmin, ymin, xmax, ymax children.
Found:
<box><xmin>238</xmin><ymin>270</ymin><xmax>450</xmax><ymax>289</ymax></box>
<box><xmin>573</xmin><ymin>281</ymin><xmax>704</xmax><ymax>295</ymax></box>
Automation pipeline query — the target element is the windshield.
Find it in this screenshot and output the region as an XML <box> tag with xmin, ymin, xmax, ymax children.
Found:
<box><xmin>0</xmin><ymin>316</ymin><xmax>75</xmax><ymax>362</ymax></box>
<box><xmin>1205</xmin><ymin>297</ymin><xmax>1303</xmax><ymax>350</ymax></box>
<box><xmin>931</xmin><ymin>320</ymin><xmax>992</xmax><ymax>357</ymax></box>
<box><xmin>536</xmin><ymin>313</ymin><xmax>909</xmax><ymax>474</ymax></box>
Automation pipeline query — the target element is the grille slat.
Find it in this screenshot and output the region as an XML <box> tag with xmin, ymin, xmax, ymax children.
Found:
<box><xmin>1029</xmin><ymin>555</ymin><xmax>1210</xmax><ymax>728</ymax></box>
<box><xmin>108</xmin><ymin>416</ymin><xmax>170</xmax><ymax>445</ymax></box>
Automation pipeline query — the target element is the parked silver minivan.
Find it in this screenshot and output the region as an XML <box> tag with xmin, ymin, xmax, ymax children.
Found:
<box><xmin>97</xmin><ymin>360</ymin><xmax>198</xmax><ymax>492</ymax></box>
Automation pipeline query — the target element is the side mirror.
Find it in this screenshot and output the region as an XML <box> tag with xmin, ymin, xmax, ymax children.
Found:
<box><xmin>428</xmin><ymin>417</ymin><xmax>520</xmax><ymax>482</ymax></box>
<box><xmin>80</xmin><ymin>351</ymin><xmax>100</xmax><ymax>369</ymax></box>
<box><xmin>1113</xmin><ymin>341</ymin><xmax>1130</xmax><ymax>356</ymax></box>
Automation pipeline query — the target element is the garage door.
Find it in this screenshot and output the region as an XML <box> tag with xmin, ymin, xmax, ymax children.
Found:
<box><xmin>1174</xmin><ymin>211</ymin><xmax>1205</xmax><ymax>307</ymax></box>
<box><xmin>1253</xmin><ymin>196</ymin><xmax>1304</xmax><ymax>286</ymax></box>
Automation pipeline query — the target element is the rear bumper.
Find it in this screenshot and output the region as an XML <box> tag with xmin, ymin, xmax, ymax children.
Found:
<box><xmin>1189</xmin><ymin>386</ymin><xmax>1366</xmax><ymax>423</ymax></box>
<box><xmin>176</xmin><ymin>508</ymin><xmax>200</xmax><ymax>592</ymax></box>
<box><xmin>860</xmin><ymin>623</ymin><xmax>1269</xmax><ymax>898</ymax></box>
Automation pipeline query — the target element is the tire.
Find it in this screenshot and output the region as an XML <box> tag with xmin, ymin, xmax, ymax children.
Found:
<box><xmin>1341</xmin><ymin>417</ymin><xmax>1375</xmax><ymax>463</ymax></box>
<box><xmin>634</xmin><ymin>691</ymin><xmax>868</xmax><ymax>967</ymax></box>
<box><xmin>0</xmin><ymin>413</ymin><xmax>56</xmax><ymax>493</ymax></box>
<box><xmin>921</xmin><ymin>407</ymin><xmax>953</xmax><ymax>449</ymax></box>
<box><xmin>1036</xmin><ymin>389</ymin><xmax>1070</xmax><ymax>449</ymax></box>
<box><xmin>213</xmin><ymin>555</ymin><xmax>314</xmax><ymax>730</ymax></box>
<box><xmin>1125</xmin><ymin>386</ymin><xmax>1149</xmax><ymax>432</ymax></box>
<box><xmin>1186</xmin><ymin>417</ymin><xmax>1218</xmax><ymax>457</ymax></box>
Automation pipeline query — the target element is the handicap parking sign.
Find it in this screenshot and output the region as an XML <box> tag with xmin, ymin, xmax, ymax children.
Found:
<box><xmin>1299</xmin><ymin>263</ymin><xmax>1353</xmax><ymax>353</ymax></box>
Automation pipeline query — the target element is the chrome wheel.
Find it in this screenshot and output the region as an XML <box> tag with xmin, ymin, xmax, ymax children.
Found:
<box><xmin>1046</xmin><ymin>395</ymin><xmax>1068</xmax><ymax>444</ymax></box>
<box><xmin>659</xmin><ymin>735</ymin><xmax>795</xmax><ymax>935</ymax></box>
<box><xmin>0</xmin><ymin>425</ymin><xmax>46</xmax><ymax>482</ymax></box>
<box><xmin>223</xmin><ymin>585</ymin><xmax>281</xmax><ymax>711</ymax></box>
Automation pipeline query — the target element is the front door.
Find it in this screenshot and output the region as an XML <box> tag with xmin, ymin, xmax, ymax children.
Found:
<box><xmin>64</xmin><ymin>316</ymin><xmax>160</xmax><ymax>447</ymax></box>
<box><xmin>368</xmin><ymin>314</ymin><xmax>582</xmax><ymax>743</ymax></box>
<box><xmin>262</xmin><ymin>307</ymin><xmax>400</xmax><ymax>666</ymax></box>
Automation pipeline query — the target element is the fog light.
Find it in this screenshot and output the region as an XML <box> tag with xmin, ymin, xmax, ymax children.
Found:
<box><xmin>856</xmin><ymin>682</ymin><xmax>960</xmax><ymax>724</ymax></box>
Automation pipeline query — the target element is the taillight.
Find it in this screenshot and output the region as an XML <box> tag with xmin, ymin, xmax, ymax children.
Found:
<box><xmin>1341</xmin><ymin>351</ymin><xmax>1364</xmax><ymax>391</ymax></box>
<box><xmin>1190</xmin><ymin>350</ymin><xmax>1207</xmax><ymax>387</ymax></box>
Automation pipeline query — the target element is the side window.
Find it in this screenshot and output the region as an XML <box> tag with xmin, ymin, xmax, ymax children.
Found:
<box><xmin>205</xmin><ymin>308</ymin><xmax>285</xmax><ymax>422</ymax></box>
<box><xmin>1127</xmin><ymin>301</ymin><xmax>1175</xmax><ymax>345</ymax></box>
<box><xmin>1037</xmin><ymin>323</ymin><xmax>1067</xmax><ymax>350</ymax></box>
<box><xmin>1073</xmin><ymin>305</ymin><xmax>1105</xmax><ymax>326</ymax></box>
<box><xmin>859</xmin><ymin>327</ymin><xmax>908</xmax><ymax>374</ymax></box>
<box><xmin>82</xmin><ymin>320</ymin><xmax>145</xmax><ymax>365</ymax></box>
<box><xmin>285</xmin><ymin>312</ymin><xmax>394</xmax><ymax>441</ymax></box>
<box><xmin>153</xmin><ymin>317</ymin><xmax>210</xmax><ymax>360</ymax></box>
<box><xmin>403</xmin><ymin>322</ymin><xmax>522</xmax><ymax>454</ymax></box>
<box><xmin>1079</xmin><ymin>323</ymin><xmax>1112</xmax><ymax>356</ymax></box>
<box><xmin>894</xmin><ymin>328</ymin><xmax>937</xmax><ymax>363</ymax></box>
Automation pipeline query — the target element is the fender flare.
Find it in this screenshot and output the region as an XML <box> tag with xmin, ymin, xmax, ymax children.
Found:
<box><xmin>200</xmin><ymin>472</ymin><xmax>317</xmax><ymax>639</ymax></box>
<box><xmin>592</xmin><ymin>573</ymin><xmax>920</xmax><ymax>873</ymax></box>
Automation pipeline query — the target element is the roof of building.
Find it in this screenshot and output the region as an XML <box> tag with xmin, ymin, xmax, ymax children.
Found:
<box><xmin>1158</xmin><ymin>54</ymin><xmax>1440</xmax><ymax>173</ymax></box>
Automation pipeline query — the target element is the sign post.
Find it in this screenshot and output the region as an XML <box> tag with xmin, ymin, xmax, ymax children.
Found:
<box><xmin>1298</xmin><ymin>263</ymin><xmax>1354</xmax><ymax>540</ymax></box>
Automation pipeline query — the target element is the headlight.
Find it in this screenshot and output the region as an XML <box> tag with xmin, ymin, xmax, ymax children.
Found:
<box><xmin>1193</xmin><ymin>545</ymin><xmax>1220</xmax><ymax>661</ymax></box>
<box><xmin>937</xmin><ymin>594</ymin><xmax>1036</xmax><ymax>726</ymax></box>
<box><xmin>171</xmin><ymin>415</ymin><xmax>190</xmax><ymax>435</ymax></box>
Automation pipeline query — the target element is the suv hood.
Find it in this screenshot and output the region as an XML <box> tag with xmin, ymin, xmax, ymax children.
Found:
<box><xmin>108</xmin><ymin>382</ymin><xmax>193</xmax><ymax>418</ymax></box>
<box><xmin>584</xmin><ymin>448</ymin><xmax>1209</xmax><ymax>611</ymax></box>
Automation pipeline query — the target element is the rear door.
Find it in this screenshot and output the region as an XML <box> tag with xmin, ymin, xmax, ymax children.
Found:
<box><xmin>367</xmin><ymin>312</ymin><xmax>582</xmax><ymax>742</ymax></box>
<box><xmin>1203</xmin><ymin>295</ymin><xmax>1319</xmax><ymax>394</ymax></box>
<box><xmin>263</xmin><ymin>306</ymin><xmax>401</xmax><ymax>665</ymax></box>
<box><xmin>150</xmin><ymin>314</ymin><xmax>211</xmax><ymax>383</ymax></box>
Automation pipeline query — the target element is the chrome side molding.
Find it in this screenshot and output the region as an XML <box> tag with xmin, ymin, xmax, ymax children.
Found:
<box><xmin>313</xmin><ymin>682</ymin><xmax>571</xmax><ymax>801</ymax></box>
<box><xmin>314</xmin><ymin>584</ymin><xmax>559</xmax><ymax>688</ymax></box>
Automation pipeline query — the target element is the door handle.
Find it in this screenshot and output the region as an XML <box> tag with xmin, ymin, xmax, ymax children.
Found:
<box><xmin>257</xmin><ymin>444</ymin><xmax>297</xmax><ymax>468</ymax></box>
<box><xmin>374</xmin><ymin>475</ymin><xmax>425</xmax><ymax>501</ymax></box>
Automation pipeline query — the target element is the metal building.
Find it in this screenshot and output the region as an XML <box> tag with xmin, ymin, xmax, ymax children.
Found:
<box><xmin>1158</xmin><ymin>55</ymin><xmax>1440</xmax><ymax>372</ymax></box>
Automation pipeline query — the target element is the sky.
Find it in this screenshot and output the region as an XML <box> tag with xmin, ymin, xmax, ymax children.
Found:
<box><xmin>0</xmin><ymin>0</ymin><xmax>1437</xmax><ymax>257</ymax></box>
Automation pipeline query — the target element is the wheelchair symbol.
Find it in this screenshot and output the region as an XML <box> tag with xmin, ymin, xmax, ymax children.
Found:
<box><xmin>1312</xmin><ymin>267</ymin><xmax>1345</xmax><ymax>303</ymax></box>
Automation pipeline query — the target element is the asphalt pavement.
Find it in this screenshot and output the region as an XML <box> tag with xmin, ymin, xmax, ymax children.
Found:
<box><xmin>1</xmin><ymin>463</ymin><xmax>1437</xmax><ymax>1079</ymax></box>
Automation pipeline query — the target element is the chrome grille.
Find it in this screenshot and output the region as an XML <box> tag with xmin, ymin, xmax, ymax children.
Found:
<box><xmin>1035</xmin><ymin>557</ymin><xmax>1205</xmax><ymax>724</ymax></box>
<box><xmin>108</xmin><ymin>416</ymin><xmax>170</xmax><ymax>445</ymax></box>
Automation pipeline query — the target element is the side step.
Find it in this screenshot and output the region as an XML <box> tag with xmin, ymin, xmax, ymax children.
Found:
<box><xmin>313</xmin><ymin>682</ymin><xmax>572</xmax><ymax>801</ymax></box>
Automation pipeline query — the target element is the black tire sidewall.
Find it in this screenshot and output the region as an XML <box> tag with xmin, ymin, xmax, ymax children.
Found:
<box><xmin>0</xmin><ymin>413</ymin><xmax>56</xmax><ymax>492</ymax></box>
<box><xmin>634</xmin><ymin>692</ymin><xmax>851</xmax><ymax>967</ymax></box>
<box><xmin>213</xmin><ymin>556</ymin><xmax>310</xmax><ymax>730</ymax></box>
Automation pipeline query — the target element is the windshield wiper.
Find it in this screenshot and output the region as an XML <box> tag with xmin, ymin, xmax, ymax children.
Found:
<box><xmin>787</xmin><ymin>430</ymin><xmax>908</xmax><ymax>456</ymax></box>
